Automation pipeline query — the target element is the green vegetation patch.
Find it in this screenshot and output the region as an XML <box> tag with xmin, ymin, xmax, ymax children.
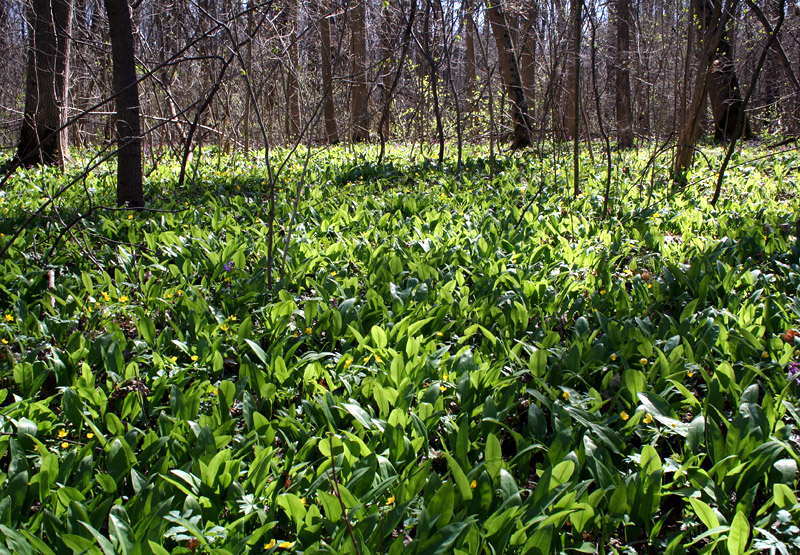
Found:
<box><xmin>0</xmin><ymin>144</ymin><xmax>799</xmax><ymax>554</ymax></box>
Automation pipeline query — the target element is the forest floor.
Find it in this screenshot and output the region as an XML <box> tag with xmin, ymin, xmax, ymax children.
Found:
<box><xmin>0</xmin><ymin>143</ymin><xmax>799</xmax><ymax>554</ymax></box>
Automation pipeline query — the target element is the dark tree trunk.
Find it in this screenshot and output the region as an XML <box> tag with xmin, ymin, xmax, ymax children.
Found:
<box><xmin>486</xmin><ymin>0</ymin><xmax>533</xmax><ymax>149</ymax></box>
<box><xmin>104</xmin><ymin>0</ymin><xmax>143</xmax><ymax>207</ymax></box>
<box><xmin>350</xmin><ymin>0</ymin><xmax>370</xmax><ymax>142</ymax></box>
<box><xmin>615</xmin><ymin>0</ymin><xmax>634</xmax><ymax>147</ymax></box>
<box><xmin>320</xmin><ymin>3</ymin><xmax>339</xmax><ymax>144</ymax></box>
<box><xmin>13</xmin><ymin>0</ymin><xmax>74</xmax><ymax>169</ymax></box>
<box><xmin>563</xmin><ymin>0</ymin><xmax>581</xmax><ymax>140</ymax></box>
<box><xmin>694</xmin><ymin>0</ymin><xmax>751</xmax><ymax>141</ymax></box>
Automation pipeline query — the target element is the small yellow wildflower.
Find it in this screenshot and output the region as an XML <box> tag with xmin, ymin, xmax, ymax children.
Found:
<box><xmin>344</xmin><ymin>357</ymin><xmax>353</xmax><ymax>368</ymax></box>
<box><xmin>442</xmin><ymin>373</ymin><xmax>449</xmax><ymax>381</ymax></box>
<box><xmin>643</xmin><ymin>413</ymin><xmax>653</xmax><ymax>424</ymax></box>
<box><xmin>278</xmin><ymin>541</ymin><xmax>295</xmax><ymax>549</ymax></box>
<box><xmin>386</xmin><ymin>495</ymin><xmax>395</xmax><ymax>505</ymax></box>
<box><xmin>229</xmin><ymin>315</ymin><xmax>237</xmax><ymax>321</ymax></box>
<box><xmin>640</xmin><ymin>358</ymin><xmax>648</xmax><ymax>365</ymax></box>
<box><xmin>610</xmin><ymin>353</ymin><xmax>617</xmax><ymax>361</ymax></box>
<box><xmin>305</xmin><ymin>327</ymin><xmax>312</xmax><ymax>335</ymax></box>
<box><xmin>127</xmin><ymin>214</ymin><xmax>133</xmax><ymax>220</ymax></box>
<box><xmin>374</xmin><ymin>355</ymin><xmax>383</xmax><ymax>363</ymax></box>
<box><xmin>440</xmin><ymin>385</ymin><xmax>447</xmax><ymax>392</ymax></box>
<box><xmin>620</xmin><ymin>411</ymin><xmax>629</xmax><ymax>421</ymax></box>
<box><xmin>211</xmin><ymin>388</ymin><xmax>218</xmax><ymax>396</ymax></box>
<box><xmin>470</xmin><ymin>480</ymin><xmax>477</xmax><ymax>489</ymax></box>
<box><xmin>265</xmin><ymin>539</ymin><xmax>276</xmax><ymax>549</ymax></box>
<box><xmin>118</xmin><ymin>295</ymin><xmax>129</xmax><ymax>303</ymax></box>
<box><xmin>1</xmin><ymin>339</ymin><xmax>7</xmax><ymax>345</ymax></box>
<box><xmin>191</xmin><ymin>355</ymin><xmax>199</xmax><ymax>362</ymax></box>
<box><xmin>166</xmin><ymin>293</ymin><xmax>173</xmax><ymax>299</ymax></box>
<box><xmin>562</xmin><ymin>390</ymin><xmax>570</xmax><ymax>401</ymax></box>
<box><xmin>176</xmin><ymin>290</ymin><xmax>183</xmax><ymax>296</ymax></box>
<box><xmin>687</xmin><ymin>370</ymin><xmax>695</xmax><ymax>378</ymax></box>
<box><xmin>86</xmin><ymin>433</ymin><xmax>94</xmax><ymax>439</ymax></box>
<box><xmin>101</xmin><ymin>291</ymin><xmax>111</xmax><ymax>302</ymax></box>
<box><xmin>762</xmin><ymin>351</ymin><xmax>770</xmax><ymax>359</ymax></box>
<box><xmin>170</xmin><ymin>356</ymin><xmax>177</xmax><ymax>363</ymax></box>
<box><xmin>220</xmin><ymin>324</ymin><xmax>229</xmax><ymax>332</ymax></box>
<box><xmin>600</xmin><ymin>289</ymin><xmax>607</xmax><ymax>295</ymax></box>
<box><xmin>4</xmin><ymin>314</ymin><xmax>13</xmax><ymax>322</ymax></box>
<box><xmin>60</xmin><ymin>442</ymin><xmax>69</xmax><ymax>449</ymax></box>
<box><xmin>300</xmin><ymin>498</ymin><xmax>308</xmax><ymax>507</ymax></box>
<box><xmin>436</xmin><ymin>332</ymin><xmax>443</xmax><ymax>337</ymax></box>
<box><xmin>330</xmin><ymin>271</ymin><xmax>337</xmax><ymax>277</ymax></box>
<box><xmin>57</xmin><ymin>429</ymin><xmax>68</xmax><ymax>438</ymax></box>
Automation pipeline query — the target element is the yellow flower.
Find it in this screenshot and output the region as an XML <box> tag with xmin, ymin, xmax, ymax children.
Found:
<box><xmin>344</xmin><ymin>357</ymin><xmax>353</xmax><ymax>368</ymax></box>
<box><xmin>101</xmin><ymin>291</ymin><xmax>111</xmax><ymax>302</ymax></box>
<box><xmin>4</xmin><ymin>314</ymin><xmax>13</xmax><ymax>322</ymax></box>
<box><xmin>191</xmin><ymin>355</ymin><xmax>199</xmax><ymax>362</ymax></box>
<box><xmin>440</xmin><ymin>385</ymin><xmax>447</xmax><ymax>392</ymax></box>
<box><xmin>386</xmin><ymin>495</ymin><xmax>395</xmax><ymax>505</ymax></box>
<box><xmin>220</xmin><ymin>324</ymin><xmax>229</xmax><ymax>332</ymax></box>
<box><xmin>330</xmin><ymin>271</ymin><xmax>337</xmax><ymax>277</ymax></box>
<box><xmin>562</xmin><ymin>390</ymin><xmax>569</xmax><ymax>401</ymax></box>
<box><xmin>600</xmin><ymin>289</ymin><xmax>607</xmax><ymax>295</ymax></box>
<box><xmin>86</xmin><ymin>433</ymin><xmax>94</xmax><ymax>439</ymax></box>
<box><xmin>762</xmin><ymin>351</ymin><xmax>770</xmax><ymax>359</ymax></box>
<box><xmin>470</xmin><ymin>480</ymin><xmax>477</xmax><ymax>489</ymax></box>
<box><xmin>620</xmin><ymin>411</ymin><xmax>629</xmax><ymax>421</ymax></box>
<box><xmin>305</xmin><ymin>327</ymin><xmax>312</xmax><ymax>335</ymax></box>
<box><xmin>686</xmin><ymin>370</ymin><xmax>695</xmax><ymax>378</ymax></box>
<box><xmin>1</xmin><ymin>339</ymin><xmax>7</xmax><ymax>345</ymax></box>
<box><xmin>278</xmin><ymin>542</ymin><xmax>295</xmax><ymax>549</ymax></box>
<box><xmin>300</xmin><ymin>497</ymin><xmax>308</xmax><ymax>506</ymax></box>
<box><xmin>643</xmin><ymin>413</ymin><xmax>653</xmax><ymax>424</ymax></box>
<box><xmin>170</xmin><ymin>356</ymin><xmax>177</xmax><ymax>363</ymax></box>
<box><xmin>176</xmin><ymin>290</ymin><xmax>183</xmax><ymax>296</ymax></box>
<box><xmin>118</xmin><ymin>295</ymin><xmax>129</xmax><ymax>303</ymax></box>
<box><xmin>640</xmin><ymin>358</ymin><xmax>648</xmax><ymax>365</ymax></box>
<box><xmin>211</xmin><ymin>388</ymin><xmax>218</xmax><ymax>396</ymax></box>
<box><xmin>610</xmin><ymin>353</ymin><xmax>617</xmax><ymax>361</ymax></box>
<box><xmin>57</xmin><ymin>429</ymin><xmax>68</xmax><ymax>438</ymax></box>
<box><xmin>127</xmin><ymin>214</ymin><xmax>133</xmax><ymax>220</ymax></box>
<box><xmin>166</xmin><ymin>293</ymin><xmax>173</xmax><ymax>299</ymax></box>
<box><xmin>229</xmin><ymin>315</ymin><xmax>237</xmax><ymax>321</ymax></box>
<box><xmin>265</xmin><ymin>539</ymin><xmax>276</xmax><ymax>549</ymax></box>
<box><xmin>374</xmin><ymin>355</ymin><xmax>383</xmax><ymax>363</ymax></box>
<box><xmin>442</xmin><ymin>373</ymin><xmax>449</xmax><ymax>381</ymax></box>
<box><xmin>60</xmin><ymin>442</ymin><xmax>69</xmax><ymax>449</ymax></box>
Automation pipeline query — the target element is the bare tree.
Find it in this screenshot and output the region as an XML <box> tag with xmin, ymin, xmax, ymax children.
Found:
<box><xmin>105</xmin><ymin>0</ymin><xmax>143</xmax><ymax>207</ymax></box>
<box><xmin>615</xmin><ymin>0</ymin><xmax>634</xmax><ymax>147</ymax></box>
<box><xmin>350</xmin><ymin>0</ymin><xmax>370</xmax><ymax>142</ymax></box>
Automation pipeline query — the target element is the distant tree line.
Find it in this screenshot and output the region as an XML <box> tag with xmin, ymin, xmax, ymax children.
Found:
<box><xmin>0</xmin><ymin>0</ymin><xmax>797</xmax><ymax>204</ymax></box>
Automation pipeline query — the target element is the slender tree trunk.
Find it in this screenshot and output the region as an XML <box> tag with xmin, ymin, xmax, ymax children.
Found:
<box><xmin>320</xmin><ymin>5</ymin><xmax>339</xmax><ymax>144</ymax></box>
<box><xmin>351</xmin><ymin>0</ymin><xmax>370</xmax><ymax>142</ymax></box>
<box><xmin>105</xmin><ymin>0</ymin><xmax>143</xmax><ymax>207</ymax></box>
<box><xmin>519</xmin><ymin>3</ymin><xmax>538</xmax><ymax>100</ymax></box>
<box><xmin>564</xmin><ymin>0</ymin><xmax>581</xmax><ymax>141</ymax></box>
<box><xmin>486</xmin><ymin>0</ymin><xmax>532</xmax><ymax>149</ymax></box>
<box><xmin>464</xmin><ymin>0</ymin><xmax>476</xmax><ymax>133</ymax></box>
<box><xmin>284</xmin><ymin>0</ymin><xmax>300</xmax><ymax>140</ymax></box>
<box><xmin>12</xmin><ymin>0</ymin><xmax>74</xmax><ymax>169</ymax></box>
<box><xmin>615</xmin><ymin>0</ymin><xmax>634</xmax><ymax>147</ymax></box>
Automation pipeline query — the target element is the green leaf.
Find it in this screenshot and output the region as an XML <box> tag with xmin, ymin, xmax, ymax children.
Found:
<box><xmin>727</xmin><ymin>511</ymin><xmax>749</xmax><ymax>555</ymax></box>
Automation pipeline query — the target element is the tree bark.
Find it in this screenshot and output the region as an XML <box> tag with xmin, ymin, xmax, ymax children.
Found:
<box><xmin>320</xmin><ymin>3</ymin><xmax>339</xmax><ymax>144</ymax></box>
<box><xmin>563</xmin><ymin>0</ymin><xmax>581</xmax><ymax>142</ymax></box>
<box><xmin>284</xmin><ymin>0</ymin><xmax>300</xmax><ymax>140</ymax></box>
<box><xmin>350</xmin><ymin>0</ymin><xmax>370</xmax><ymax>142</ymax></box>
<box><xmin>486</xmin><ymin>0</ymin><xmax>532</xmax><ymax>149</ymax></box>
<box><xmin>12</xmin><ymin>0</ymin><xmax>74</xmax><ymax>169</ymax></box>
<box><xmin>104</xmin><ymin>0</ymin><xmax>143</xmax><ymax>207</ymax></box>
<box><xmin>615</xmin><ymin>0</ymin><xmax>634</xmax><ymax>147</ymax></box>
<box><xmin>694</xmin><ymin>0</ymin><xmax>751</xmax><ymax>141</ymax></box>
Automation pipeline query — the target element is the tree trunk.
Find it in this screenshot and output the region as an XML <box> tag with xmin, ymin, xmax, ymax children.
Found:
<box><xmin>615</xmin><ymin>0</ymin><xmax>634</xmax><ymax>147</ymax></box>
<box><xmin>519</xmin><ymin>3</ymin><xmax>538</xmax><ymax>100</ymax></box>
<box><xmin>350</xmin><ymin>0</ymin><xmax>370</xmax><ymax>142</ymax></box>
<box><xmin>12</xmin><ymin>0</ymin><xmax>74</xmax><ymax>169</ymax></box>
<box><xmin>464</xmin><ymin>0</ymin><xmax>476</xmax><ymax>133</ymax></box>
<box><xmin>486</xmin><ymin>0</ymin><xmax>532</xmax><ymax>149</ymax></box>
<box><xmin>105</xmin><ymin>0</ymin><xmax>143</xmax><ymax>207</ymax></box>
<box><xmin>379</xmin><ymin>2</ymin><xmax>395</xmax><ymax>139</ymax></box>
<box><xmin>695</xmin><ymin>0</ymin><xmax>751</xmax><ymax>141</ymax></box>
<box><xmin>285</xmin><ymin>0</ymin><xmax>300</xmax><ymax>140</ymax></box>
<box><xmin>563</xmin><ymin>0</ymin><xmax>581</xmax><ymax>141</ymax></box>
<box><xmin>320</xmin><ymin>3</ymin><xmax>339</xmax><ymax>144</ymax></box>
